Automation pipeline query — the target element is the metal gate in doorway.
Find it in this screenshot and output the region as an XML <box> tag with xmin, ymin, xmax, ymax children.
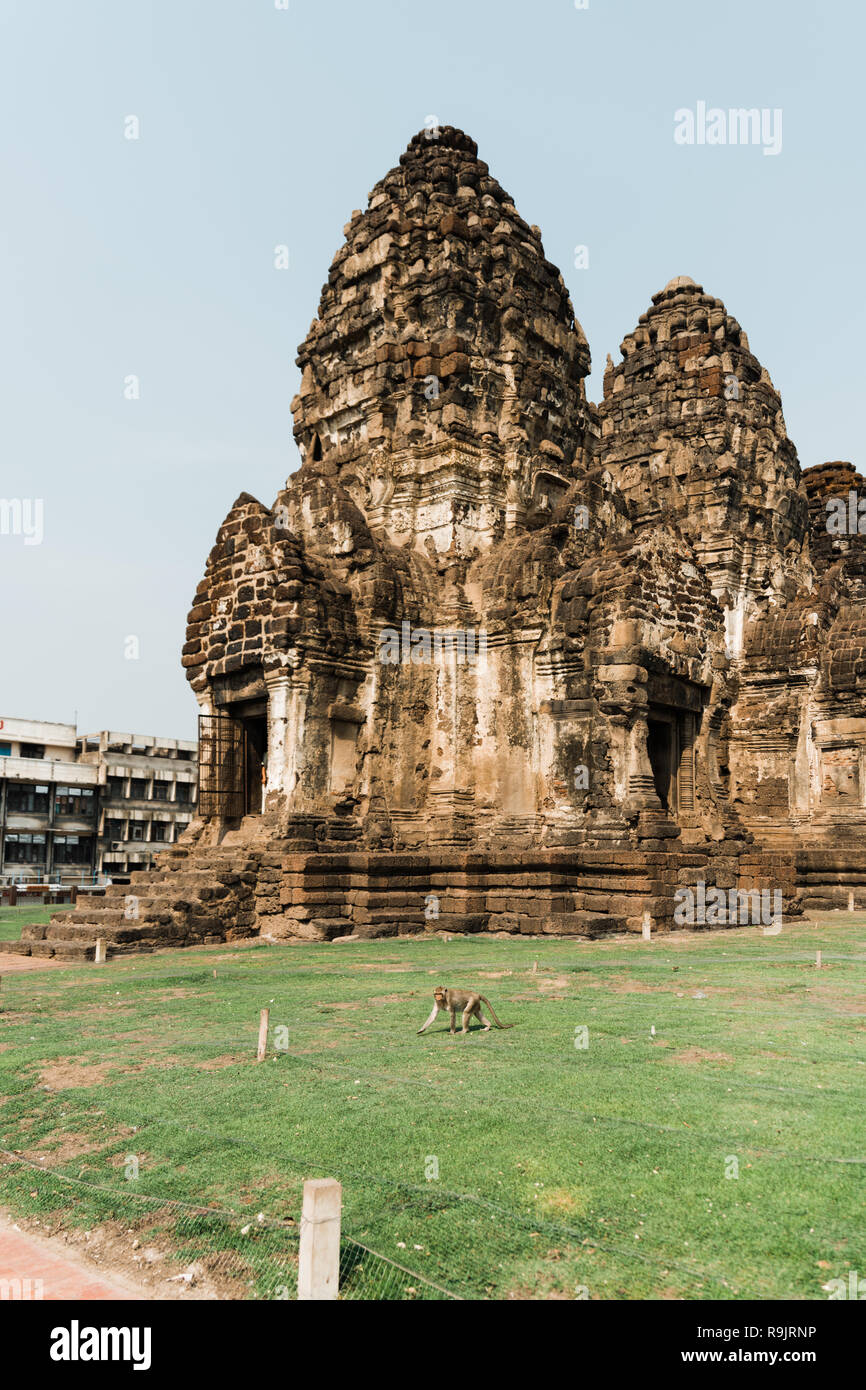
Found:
<box><xmin>197</xmin><ymin>713</ymin><xmax>246</xmax><ymax>819</ymax></box>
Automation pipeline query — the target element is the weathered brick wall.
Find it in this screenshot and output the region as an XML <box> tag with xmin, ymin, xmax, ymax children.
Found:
<box><xmin>173</xmin><ymin>126</ymin><xmax>865</xmax><ymax>944</ymax></box>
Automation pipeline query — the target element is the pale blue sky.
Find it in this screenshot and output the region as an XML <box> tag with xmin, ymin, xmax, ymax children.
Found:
<box><xmin>1</xmin><ymin>0</ymin><xmax>862</xmax><ymax>738</ymax></box>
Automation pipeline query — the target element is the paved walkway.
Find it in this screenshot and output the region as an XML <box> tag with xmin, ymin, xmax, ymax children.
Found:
<box><xmin>0</xmin><ymin>1217</ymin><xmax>137</xmax><ymax>1300</ymax></box>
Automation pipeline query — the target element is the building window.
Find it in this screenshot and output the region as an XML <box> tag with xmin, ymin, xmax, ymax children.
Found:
<box><xmin>104</xmin><ymin>818</ymin><xmax>125</xmax><ymax>841</ymax></box>
<box><xmin>106</xmin><ymin>776</ymin><xmax>125</xmax><ymax>798</ymax></box>
<box><xmin>151</xmin><ymin>781</ymin><xmax>169</xmax><ymax>801</ymax></box>
<box><xmin>175</xmin><ymin>782</ymin><xmax>193</xmax><ymax>804</ymax></box>
<box><xmin>19</xmin><ymin>743</ymin><xmax>45</xmax><ymax>760</ymax></box>
<box><xmin>0</xmin><ymin>743</ymin><xmax>10</xmax><ymax>756</ymax></box>
<box><xmin>151</xmin><ymin>822</ymin><xmax>168</xmax><ymax>842</ymax></box>
<box><xmin>53</xmin><ymin>835</ymin><xmax>93</xmax><ymax>865</ymax></box>
<box><xmin>55</xmin><ymin>786</ymin><xmax>96</xmax><ymax>818</ymax></box>
<box><xmin>129</xmin><ymin>778</ymin><xmax>148</xmax><ymax>800</ymax></box>
<box><xmin>129</xmin><ymin>821</ymin><xmax>146</xmax><ymax>841</ymax></box>
<box><xmin>4</xmin><ymin>833</ymin><xmax>47</xmax><ymax>864</ymax></box>
<box><xmin>7</xmin><ymin>783</ymin><xmax>50</xmax><ymax>814</ymax></box>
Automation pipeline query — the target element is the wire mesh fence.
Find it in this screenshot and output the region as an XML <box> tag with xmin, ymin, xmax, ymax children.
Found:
<box><xmin>0</xmin><ymin>1150</ymin><xmax>458</xmax><ymax>1301</ymax></box>
<box><xmin>2</xmin><ymin>924</ymin><xmax>862</xmax><ymax>1299</ymax></box>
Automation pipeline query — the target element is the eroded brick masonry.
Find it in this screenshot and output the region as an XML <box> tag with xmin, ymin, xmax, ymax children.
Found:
<box><xmin>28</xmin><ymin>128</ymin><xmax>866</xmax><ymax>959</ymax></box>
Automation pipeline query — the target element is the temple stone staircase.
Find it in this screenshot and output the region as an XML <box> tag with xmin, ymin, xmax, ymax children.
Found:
<box><xmin>9</xmin><ymin>819</ymin><xmax>274</xmax><ymax>962</ymax></box>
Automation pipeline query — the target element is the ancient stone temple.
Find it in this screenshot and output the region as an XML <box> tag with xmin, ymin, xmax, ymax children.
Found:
<box><xmin>26</xmin><ymin>126</ymin><xmax>866</xmax><ymax>959</ymax></box>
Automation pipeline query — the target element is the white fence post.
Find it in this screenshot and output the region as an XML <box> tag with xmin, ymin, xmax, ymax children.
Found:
<box><xmin>298</xmin><ymin>1178</ymin><xmax>342</xmax><ymax>1301</ymax></box>
<box><xmin>257</xmin><ymin>1007</ymin><xmax>270</xmax><ymax>1062</ymax></box>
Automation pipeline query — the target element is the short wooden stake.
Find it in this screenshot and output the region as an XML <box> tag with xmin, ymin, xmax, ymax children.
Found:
<box><xmin>642</xmin><ymin>912</ymin><xmax>652</xmax><ymax>941</ymax></box>
<box><xmin>256</xmin><ymin>1007</ymin><xmax>270</xmax><ymax>1062</ymax></box>
<box><xmin>848</xmin><ymin>891</ymin><xmax>855</xmax><ymax>912</ymax></box>
<box><xmin>94</xmin><ymin>938</ymin><xmax>106</xmax><ymax>964</ymax></box>
<box><xmin>298</xmin><ymin>1178</ymin><xmax>341</xmax><ymax>1301</ymax></box>
<box><xmin>816</xmin><ymin>950</ymin><xmax>822</xmax><ymax>969</ymax></box>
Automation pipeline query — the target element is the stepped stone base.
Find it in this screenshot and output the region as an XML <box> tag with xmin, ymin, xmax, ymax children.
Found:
<box><xmin>793</xmin><ymin>850</ymin><xmax>866</xmax><ymax>914</ymax></box>
<box><xmin>12</xmin><ymin>813</ymin><xmax>807</xmax><ymax>961</ymax></box>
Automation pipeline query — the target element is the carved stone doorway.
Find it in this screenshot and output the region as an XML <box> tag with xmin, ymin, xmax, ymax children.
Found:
<box><xmin>198</xmin><ymin>703</ymin><xmax>268</xmax><ymax>820</ymax></box>
<box><xmin>647</xmin><ymin>714</ymin><xmax>678</xmax><ymax>813</ymax></box>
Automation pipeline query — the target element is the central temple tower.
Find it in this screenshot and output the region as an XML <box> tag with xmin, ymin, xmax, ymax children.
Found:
<box><xmin>291</xmin><ymin>126</ymin><xmax>595</xmax><ymax>557</ymax></box>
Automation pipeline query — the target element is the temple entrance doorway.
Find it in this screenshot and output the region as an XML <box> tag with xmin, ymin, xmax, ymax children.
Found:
<box><xmin>647</xmin><ymin>712</ymin><xmax>679</xmax><ymax>813</ymax></box>
<box><xmin>240</xmin><ymin>714</ymin><xmax>267</xmax><ymax>815</ymax></box>
<box><xmin>197</xmin><ymin>703</ymin><xmax>268</xmax><ymax>819</ymax></box>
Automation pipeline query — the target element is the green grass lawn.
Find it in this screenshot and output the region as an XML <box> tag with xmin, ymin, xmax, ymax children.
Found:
<box><xmin>0</xmin><ymin>904</ymin><xmax>55</xmax><ymax>942</ymax></box>
<box><xmin>0</xmin><ymin>918</ymin><xmax>864</xmax><ymax>1299</ymax></box>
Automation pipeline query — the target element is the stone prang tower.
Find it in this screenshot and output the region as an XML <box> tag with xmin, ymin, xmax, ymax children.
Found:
<box><xmin>34</xmin><ymin>128</ymin><xmax>866</xmax><ymax>960</ymax></box>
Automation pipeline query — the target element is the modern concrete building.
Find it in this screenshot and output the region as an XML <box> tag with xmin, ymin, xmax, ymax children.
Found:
<box><xmin>0</xmin><ymin>717</ymin><xmax>198</xmax><ymax>883</ymax></box>
<box><xmin>0</xmin><ymin>717</ymin><xmax>98</xmax><ymax>881</ymax></box>
<box><xmin>76</xmin><ymin>730</ymin><xmax>198</xmax><ymax>877</ymax></box>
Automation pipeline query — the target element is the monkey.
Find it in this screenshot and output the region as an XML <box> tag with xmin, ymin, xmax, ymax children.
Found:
<box><xmin>417</xmin><ymin>986</ymin><xmax>513</xmax><ymax>1036</ymax></box>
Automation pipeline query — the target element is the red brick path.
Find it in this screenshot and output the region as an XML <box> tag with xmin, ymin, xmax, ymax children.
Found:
<box><xmin>0</xmin><ymin>1218</ymin><xmax>137</xmax><ymax>1300</ymax></box>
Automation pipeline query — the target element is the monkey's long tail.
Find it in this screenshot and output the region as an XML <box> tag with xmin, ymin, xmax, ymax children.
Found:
<box><xmin>478</xmin><ymin>996</ymin><xmax>514</xmax><ymax>1029</ymax></box>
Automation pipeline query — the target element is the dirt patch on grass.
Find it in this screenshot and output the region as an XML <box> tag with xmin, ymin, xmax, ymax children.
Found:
<box><xmin>369</xmin><ymin>995</ymin><xmax>405</xmax><ymax>1005</ymax></box>
<box><xmin>106</xmin><ymin>1148</ymin><xmax>153</xmax><ymax>1169</ymax></box>
<box><xmin>24</xmin><ymin>1133</ymin><xmax>104</xmax><ymax>1163</ymax></box>
<box><xmin>506</xmin><ymin>1283</ymin><xmax>575</xmax><ymax>1301</ymax></box>
<box><xmin>536</xmin><ymin>1188</ymin><xmax>583</xmax><ymax>1218</ymax></box>
<box><xmin>39</xmin><ymin>1060</ymin><xmax>114</xmax><ymax>1090</ymax></box>
<box><xmin>195</xmin><ymin>1054</ymin><xmax>245</xmax><ymax>1071</ymax></box>
<box><xmin>315</xmin><ymin>1001</ymin><xmax>360</xmax><ymax>1010</ymax></box>
<box><xmin>669</xmin><ymin>1048</ymin><xmax>733</xmax><ymax>1065</ymax></box>
<box><xmin>811</xmin><ymin>988</ymin><xmax>866</xmax><ymax>1014</ymax></box>
<box><xmin>505</xmin><ymin>1253</ymin><xmax>588</xmax><ymax>1301</ymax></box>
<box><xmin>538</xmin><ymin>976</ymin><xmax>570</xmax><ymax>993</ymax></box>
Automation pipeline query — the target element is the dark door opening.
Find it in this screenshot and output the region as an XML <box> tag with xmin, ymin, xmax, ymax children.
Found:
<box><xmin>198</xmin><ymin>707</ymin><xmax>268</xmax><ymax>820</ymax></box>
<box><xmin>647</xmin><ymin>718</ymin><xmax>675</xmax><ymax>811</ymax></box>
<box><xmin>240</xmin><ymin>715</ymin><xmax>267</xmax><ymax>816</ymax></box>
